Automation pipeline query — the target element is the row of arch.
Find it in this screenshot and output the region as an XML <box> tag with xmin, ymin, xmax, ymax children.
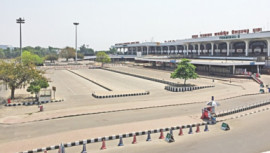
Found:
<box><xmin>121</xmin><ymin>40</ymin><xmax>270</xmax><ymax>56</ymax></box>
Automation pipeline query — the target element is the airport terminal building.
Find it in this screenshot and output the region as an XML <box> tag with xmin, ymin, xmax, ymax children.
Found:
<box><xmin>112</xmin><ymin>28</ymin><xmax>270</xmax><ymax>75</ymax></box>
<box><xmin>113</xmin><ymin>28</ymin><xmax>270</xmax><ymax>57</ymax></box>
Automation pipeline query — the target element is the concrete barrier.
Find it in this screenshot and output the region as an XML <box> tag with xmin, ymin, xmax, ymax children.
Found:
<box><xmin>92</xmin><ymin>91</ymin><xmax>150</xmax><ymax>99</ymax></box>
<box><xmin>5</xmin><ymin>99</ymin><xmax>64</xmax><ymax>107</ymax></box>
<box><xmin>165</xmin><ymin>85</ymin><xmax>214</xmax><ymax>92</ymax></box>
<box><xmin>18</xmin><ymin>120</ymin><xmax>215</xmax><ymax>153</ymax></box>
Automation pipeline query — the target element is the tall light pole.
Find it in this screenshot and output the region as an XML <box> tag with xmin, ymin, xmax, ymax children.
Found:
<box><xmin>73</xmin><ymin>22</ymin><xmax>79</xmax><ymax>63</ymax></box>
<box><xmin>16</xmin><ymin>17</ymin><xmax>25</xmax><ymax>63</ymax></box>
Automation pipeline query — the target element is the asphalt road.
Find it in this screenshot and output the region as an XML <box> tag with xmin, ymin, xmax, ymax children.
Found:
<box><xmin>48</xmin><ymin>106</ymin><xmax>270</xmax><ymax>153</ymax></box>
<box><xmin>0</xmin><ymin>93</ymin><xmax>269</xmax><ymax>144</ymax></box>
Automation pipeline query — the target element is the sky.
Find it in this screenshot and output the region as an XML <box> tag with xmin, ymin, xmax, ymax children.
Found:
<box><xmin>1</xmin><ymin>0</ymin><xmax>270</xmax><ymax>51</ymax></box>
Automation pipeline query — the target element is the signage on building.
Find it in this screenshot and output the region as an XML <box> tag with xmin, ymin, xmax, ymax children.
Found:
<box><xmin>219</xmin><ymin>35</ymin><xmax>240</xmax><ymax>40</ymax></box>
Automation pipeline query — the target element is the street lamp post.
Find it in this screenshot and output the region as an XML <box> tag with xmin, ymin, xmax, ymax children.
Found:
<box><xmin>73</xmin><ymin>22</ymin><xmax>79</xmax><ymax>63</ymax></box>
<box><xmin>16</xmin><ymin>17</ymin><xmax>25</xmax><ymax>63</ymax></box>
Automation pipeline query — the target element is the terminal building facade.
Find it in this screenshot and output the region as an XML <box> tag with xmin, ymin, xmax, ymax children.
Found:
<box><xmin>113</xmin><ymin>28</ymin><xmax>270</xmax><ymax>57</ymax></box>
<box><xmin>112</xmin><ymin>28</ymin><xmax>270</xmax><ymax>76</ymax></box>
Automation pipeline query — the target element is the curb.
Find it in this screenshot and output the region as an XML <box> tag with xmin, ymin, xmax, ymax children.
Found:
<box><xmin>165</xmin><ymin>85</ymin><xmax>214</xmax><ymax>92</ymax></box>
<box><xmin>4</xmin><ymin>99</ymin><xmax>64</xmax><ymax>107</ymax></box>
<box><xmin>67</xmin><ymin>70</ymin><xmax>112</xmax><ymax>91</ymax></box>
<box><xmin>216</xmin><ymin>100</ymin><xmax>270</xmax><ymax>117</ymax></box>
<box><xmin>92</xmin><ymin>91</ymin><xmax>150</xmax><ymax>99</ymax></box>
<box><xmin>102</xmin><ymin>68</ymin><xmax>183</xmax><ymax>86</ymax></box>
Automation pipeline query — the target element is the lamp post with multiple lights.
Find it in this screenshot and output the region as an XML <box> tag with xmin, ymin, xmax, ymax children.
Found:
<box><xmin>16</xmin><ymin>17</ymin><xmax>25</xmax><ymax>63</ymax></box>
<box><xmin>73</xmin><ymin>22</ymin><xmax>79</xmax><ymax>63</ymax></box>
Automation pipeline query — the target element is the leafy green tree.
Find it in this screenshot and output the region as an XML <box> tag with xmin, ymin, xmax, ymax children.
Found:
<box><xmin>45</xmin><ymin>54</ymin><xmax>58</xmax><ymax>63</ymax></box>
<box><xmin>21</xmin><ymin>51</ymin><xmax>44</xmax><ymax>66</ymax></box>
<box><xmin>59</xmin><ymin>47</ymin><xmax>75</xmax><ymax>61</ymax></box>
<box><xmin>79</xmin><ymin>44</ymin><xmax>94</xmax><ymax>56</ymax></box>
<box><xmin>0</xmin><ymin>60</ymin><xmax>45</xmax><ymax>99</ymax></box>
<box><xmin>96</xmin><ymin>51</ymin><xmax>111</xmax><ymax>67</ymax></box>
<box><xmin>77</xmin><ymin>53</ymin><xmax>84</xmax><ymax>59</ymax></box>
<box><xmin>27</xmin><ymin>76</ymin><xmax>49</xmax><ymax>101</ymax></box>
<box><xmin>108</xmin><ymin>47</ymin><xmax>118</xmax><ymax>54</ymax></box>
<box><xmin>0</xmin><ymin>49</ymin><xmax>5</xmax><ymax>58</ymax></box>
<box><xmin>170</xmin><ymin>58</ymin><xmax>198</xmax><ymax>85</ymax></box>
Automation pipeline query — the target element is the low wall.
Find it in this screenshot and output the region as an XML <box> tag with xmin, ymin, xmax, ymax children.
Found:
<box><xmin>92</xmin><ymin>91</ymin><xmax>150</xmax><ymax>99</ymax></box>
<box><xmin>165</xmin><ymin>85</ymin><xmax>214</xmax><ymax>92</ymax></box>
<box><xmin>4</xmin><ymin>99</ymin><xmax>64</xmax><ymax>107</ymax></box>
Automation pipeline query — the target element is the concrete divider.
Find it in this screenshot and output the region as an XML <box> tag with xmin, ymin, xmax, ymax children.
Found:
<box><xmin>216</xmin><ymin>99</ymin><xmax>270</xmax><ymax>117</ymax></box>
<box><xmin>92</xmin><ymin>91</ymin><xmax>150</xmax><ymax>99</ymax></box>
<box><xmin>18</xmin><ymin>120</ymin><xmax>216</xmax><ymax>153</ymax></box>
<box><xmin>165</xmin><ymin>85</ymin><xmax>214</xmax><ymax>92</ymax></box>
<box><xmin>4</xmin><ymin>99</ymin><xmax>64</xmax><ymax>107</ymax></box>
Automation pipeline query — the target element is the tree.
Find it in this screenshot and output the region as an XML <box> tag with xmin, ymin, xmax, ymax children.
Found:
<box><xmin>0</xmin><ymin>60</ymin><xmax>44</xmax><ymax>99</ymax></box>
<box><xmin>96</xmin><ymin>52</ymin><xmax>111</xmax><ymax>67</ymax></box>
<box><xmin>0</xmin><ymin>49</ymin><xmax>5</xmax><ymax>58</ymax></box>
<box><xmin>59</xmin><ymin>47</ymin><xmax>75</xmax><ymax>61</ymax></box>
<box><xmin>45</xmin><ymin>54</ymin><xmax>58</xmax><ymax>63</ymax></box>
<box><xmin>77</xmin><ymin>53</ymin><xmax>84</xmax><ymax>59</ymax></box>
<box><xmin>21</xmin><ymin>51</ymin><xmax>44</xmax><ymax>66</ymax></box>
<box><xmin>27</xmin><ymin>76</ymin><xmax>49</xmax><ymax>101</ymax></box>
<box><xmin>170</xmin><ymin>58</ymin><xmax>198</xmax><ymax>85</ymax></box>
<box><xmin>79</xmin><ymin>44</ymin><xmax>94</xmax><ymax>56</ymax></box>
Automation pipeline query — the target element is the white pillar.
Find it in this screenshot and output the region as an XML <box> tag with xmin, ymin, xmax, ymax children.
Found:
<box><xmin>198</xmin><ymin>44</ymin><xmax>200</xmax><ymax>55</ymax></box>
<box><xmin>211</xmin><ymin>42</ymin><xmax>214</xmax><ymax>56</ymax></box>
<box><xmin>175</xmin><ymin>45</ymin><xmax>178</xmax><ymax>54</ymax></box>
<box><xmin>245</xmin><ymin>40</ymin><xmax>249</xmax><ymax>56</ymax></box>
<box><xmin>267</xmin><ymin>39</ymin><xmax>270</xmax><ymax>56</ymax></box>
<box><xmin>232</xmin><ymin>65</ymin><xmax>235</xmax><ymax>75</ymax></box>
<box><xmin>226</xmin><ymin>42</ymin><xmax>230</xmax><ymax>56</ymax></box>
<box><xmin>186</xmin><ymin>44</ymin><xmax>189</xmax><ymax>55</ymax></box>
<box><xmin>168</xmin><ymin>46</ymin><xmax>170</xmax><ymax>55</ymax></box>
<box><xmin>192</xmin><ymin>44</ymin><xmax>195</xmax><ymax>54</ymax></box>
<box><xmin>161</xmin><ymin>46</ymin><xmax>163</xmax><ymax>55</ymax></box>
<box><xmin>257</xmin><ymin>65</ymin><xmax>260</xmax><ymax>74</ymax></box>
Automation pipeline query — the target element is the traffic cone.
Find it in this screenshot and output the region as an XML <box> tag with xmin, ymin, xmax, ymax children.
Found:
<box><xmin>118</xmin><ymin>137</ymin><xmax>124</xmax><ymax>146</ymax></box>
<box><xmin>204</xmin><ymin>124</ymin><xmax>209</xmax><ymax>132</ymax></box>
<box><xmin>159</xmin><ymin>129</ymin><xmax>164</xmax><ymax>139</ymax></box>
<box><xmin>196</xmin><ymin>125</ymin><xmax>200</xmax><ymax>133</ymax></box>
<box><xmin>178</xmin><ymin>127</ymin><xmax>183</xmax><ymax>136</ymax></box>
<box><xmin>188</xmin><ymin>126</ymin><xmax>193</xmax><ymax>134</ymax></box>
<box><xmin>100</xmin><ymin>139</ymin><xmax>106</xmax><ymax>150</ymax></box>
<box><xmin>146</xmin><ymin>131</ymin><xmax>151</xmax><ymax>141</ymax></box>
<box><xmin>170</xmin><ymin>128</ymin><xmax>173</xmax><ymax>136</ymax></box>
<box><xmin>132</xmin><ymin>135</ymin><xmax>137</xmax><ymax>144</ymax></box>
<box><xmin>81</xmin><ymin>143</ymin><xmax>87</xmax><ymax>153</ymax></box>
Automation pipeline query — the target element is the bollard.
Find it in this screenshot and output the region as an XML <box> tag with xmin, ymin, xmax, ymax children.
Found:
<box><xmin>100</xmin><ymin>139</ymin><xmax>106</xmax><ymax>150</ymax></box>
<box><xmin>188</xmin><ymin>126</ymin><xmax>193</xmax><ymax>134</ymax></box>
<box><xmin>204</xmin><ymin>124</ymin><xmax>209</xmax><ymax>132</ymax></box>
<box><xmin>132</xmin><ymin>135</ymin><xmax>137</xmax><ymax>144</ymax></box>
<box><xmin>146</xmin><ymin>131</ymin><xmax>151</xmax><ymax>141</ymax></box>
<box><xmin>170</xmin><ymin>128</ymin><xmax>173</xmax><ymax>136</ymax></box>
<box><xmin>118</xmin><ymin>137</ymin><xmax>124</xmax><ymax>146</ymax></box>
<box><xmin>159</xmin><ymin>129</ymin><xmax>165</xmax><ymax>139</ymax></box>
<box><xmin>81</xmin><ymin>143</ymin><xmax>87</xmax><ymax>153</ymax></box>
<box><xmin>196</xmin><ymin>124</ymin><xmax>200</xmax><ymax>133</ymax></box>
<box><xmin>178</xmin><ymin>127</ymin><xmax>183</xmax><ymax>136</ymax></box>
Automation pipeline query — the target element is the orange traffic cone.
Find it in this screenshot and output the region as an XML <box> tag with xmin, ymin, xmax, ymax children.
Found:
<box><xmin>100</xmin><ymin>139</ymin><xmax>106</xmax><ymax>150</ymax></box>
<box><xmin>179</xmin><ymin>127</ymin><xmax>183</xmax><ymax>136</ymax></box>
<box><xmin>132</xmin><ymin>135</ymin><xmax>137</xmax><ymax>144</ymax></box>
<box><xmin>196</xmin><ymin>124</ymin><xmax>200</xmax><ymax>133</ymax></box>
<box><xmin>159</xmin><ymin>129</ymin><xmax>164</xmax><ymax>139</ymax></box>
